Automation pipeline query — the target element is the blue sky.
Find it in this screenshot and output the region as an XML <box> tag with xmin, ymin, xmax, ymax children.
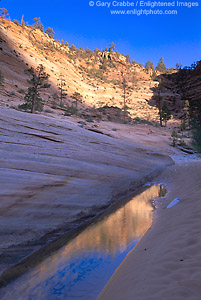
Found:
<box><xmin>1</xmin><ymin>0</ymin><xmax>200</xmax><ymax>68</ymax></box>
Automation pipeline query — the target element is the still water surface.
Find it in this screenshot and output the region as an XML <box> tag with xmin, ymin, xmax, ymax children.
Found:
<box><xmin>0</xmin><ymin>184</ymin><xmax>166</xmax><ymax>300</ymax></box>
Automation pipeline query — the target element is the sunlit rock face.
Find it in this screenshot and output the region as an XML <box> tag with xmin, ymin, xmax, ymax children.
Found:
<box><xmin>0</xmin><ymin>18</ymin><xmax>178</xmax><ymax>122</ymax></box>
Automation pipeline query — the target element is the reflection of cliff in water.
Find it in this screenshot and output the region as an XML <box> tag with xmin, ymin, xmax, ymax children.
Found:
<box><xmin>0</xmin><ymin>185</ymin><xmax>166</xmax><ymax>300</ymax></box>
<box><xmin>71</xmin><ymin>184</ymin><xmax>164</xmax><ymax>255</ymax></box>
<box><xmin>31</xmin><ymin>185</ymin><xmax>165</xmax><ymax>274</ymax></box>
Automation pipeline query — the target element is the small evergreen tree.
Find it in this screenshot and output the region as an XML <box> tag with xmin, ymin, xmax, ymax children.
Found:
<box><xmin>65</xmin><ymin>106</ymin><xmax>78</xmax><ymax>116</ymax></box>
<box><xmin>52</xmin><ymin>93</ymin><xmax>59</xmax><ymax>103</ymax></box>
<box><xmin>190</xmin><ymin>62</ymin><xmax>197</xmax><ymax>70</ymax></box>
<box><xmin>23</xmin><ymin>64</ymin><xmax>50</xmax><ymax>113</ymax></box>
<box><xmin>183</xmin><ymin>99</ymin><xmax>190</xmax><ymax>127</ymax></box>
<box><xmin>157</xmin><ymin>93</ymin><xmax>163</xmax><ymax>126</ymax></box>
<box><xmin>145</xmin><ymin>61</ymin><xmax>154</xmax><ymax>73</ymax></box>
<box><xmin>121</xmin><ymin>72</ymin><xmax>130</xmax><ymax>123</ymax></box>
<box><xmin>171</xmin><ymin>129</ymin><xmax>178</xmax><ymax>147</ymax></box>
<box><xmin>192</xmin><ymin>125</ymin><xmax>201</xmax><ymax>151</ymax></box>
<box><xmin>70</xmin><ymin>44</ymin><xmax>76</xmax><ymax>52</ymax></box>
<box><xmin>0</xmin><ymin>70</ymin><xmax>4</xmax><ymax>86</ymax></box>
<box><xmin>190</xmin><ymin>97</ymin><xmax>201</xmax><ymax>151</ymax></box>
<box><xmin>109</xmin><ymin>42</ymin><xmax>115</xmax><ymax>52</ymax></box>
<box><xmin>151</xmin><ymin>70</ymin><xmax>157</xmax><ymax>80</ymax></box>
<box><xmin>125</xmin><ymin>54</ymin><xmax>131</xmax><ymax>63</ymax></box>
<box><xmin>156</xmin><ymin>57</ymin><xmax>166</xmax><ymax>73</ymax></box>
<box><xmin>57</xmin><ymin>74</ymin><xmax>68</xmax><ymax>105</ymax></box>
<box><xmin>72</xmin><ymin>92</ymin><xmax>83</xmax><ymax>108</ymax></box>
<box><xmin>13</xmin><ymin>19</ymin><xmax>20</xmax><ymax>25</ymax></box>
<box><xmin>176</xmin><ymin>62</ymin><xmax>182</xmax><ymax>69</ymax></box>
<box><xmin>45</xmin><ymin>27</ymin><xmax>55</xmax><ymax>39</ymax></box>
<box><xmin>180</xmin><ymin>119</ymin><xmax>186</xmax><ymax>137</ymax></box>
<box><xmin>0</xmin><ymin>8</ymin><xmax>8</xmax><ymax>18</ymax></box>
<box><xmin>32</xmin><ymin>17</ymin><xmax>44</xmax><ymax>32</ymax></box>
<box><xmin>161</xmin><ymin>102</ymin><xmax>171</xmax><ymax>126</ymax></box>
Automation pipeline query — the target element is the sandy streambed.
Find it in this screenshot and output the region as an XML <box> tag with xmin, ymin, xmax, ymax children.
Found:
<box><xmin>98</xmin><ymin>157</ymin><xmax>201</xmax><ymax>300</ymax></box>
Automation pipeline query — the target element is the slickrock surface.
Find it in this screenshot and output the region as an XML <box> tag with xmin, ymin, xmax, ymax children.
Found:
<box><xmin>0</xmin><ymin>108</ymin><xmax>173</xmax><ymax>274</ymax></box>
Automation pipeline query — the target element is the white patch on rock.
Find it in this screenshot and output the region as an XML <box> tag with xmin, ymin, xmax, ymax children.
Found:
<box><xmin>167</xmin><ymin>198</ymin><xmax>180</xmax><ymax>208</ymax></box>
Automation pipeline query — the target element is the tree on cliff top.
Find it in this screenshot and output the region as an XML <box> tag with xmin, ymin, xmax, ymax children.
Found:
<box><xmin>109</xmin><ymin>42</ymin><xmax>115</xmax><ymax>52</ymax></box>
<box><xmin>45</xmin><ymin>27</ymin><xmax>55</xmax><ymax>39</ymax></box>
<box><xmin>145</xmin><ymin>61</ymin><xmax>154</xmax><ymax>73</ymax></box>
<box><xmin>156</xmin><ymin>57</ymin><xmax>166</xmax><ymax>73</ymax></box>
<box><xmin>0</xmin><ymin>8</ymin><xmax>8</xmax><ymax>18</ymax></box>
<box><xmin>32</xmin><ymin>17</ymin><xmax>44</xmax><ymax>32</ymax></box>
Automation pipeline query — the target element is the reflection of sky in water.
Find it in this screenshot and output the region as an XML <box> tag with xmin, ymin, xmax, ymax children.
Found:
<box><xmin>0</xmin><ymin>185</ymin><xmax>166</xmax><ymax>300</ymax></box>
